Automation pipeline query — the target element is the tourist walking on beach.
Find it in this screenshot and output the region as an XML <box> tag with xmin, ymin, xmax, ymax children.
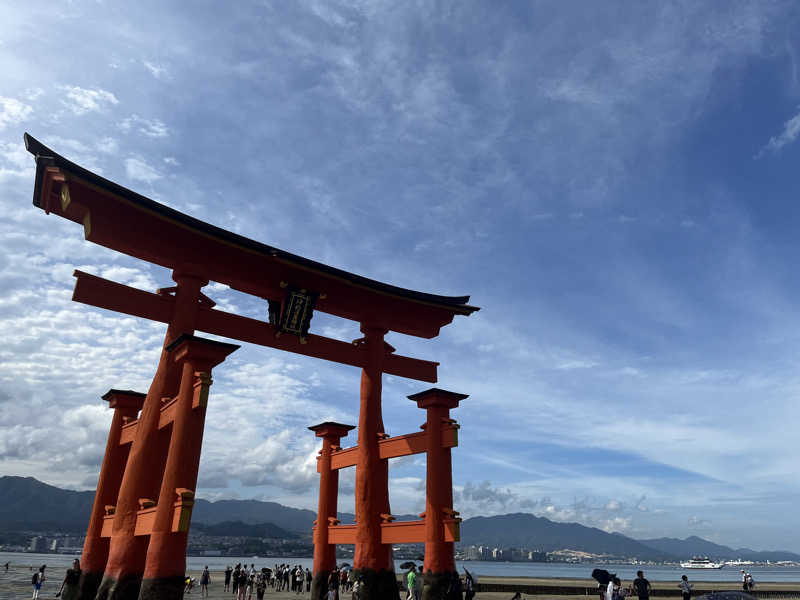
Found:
<box><xmin>679</xmin><ymin>575</ymin><xmax>692</xmax><ymax>600</ymax></box>
<box><xmin>255</xmin><ymin>571</ymin><xmax>266</xmax><ymax>600</ymax></box>
<box><xmin>56</xmin><ymin>559</ymin><xmax>81</xmax><ymax>600</ymax></box>
<box><xmin>200</xmin><ymin>566</ymin><xmax>210</xmax><ymax>597</ymax></box>
<box><xmin>31</xmin><ymin>565</ymin><xmax>46</xmax><ymax>600</ymax></box>
<box><xmin>327</xmin><ymin>567</ymin><xmax>340</xmax><ymax>600</ymax></box>
<box><xmin>406</xmin><ymin>565</ymin><xmax>418</xmax><ymax>600</ymax></box>
<box><xmin>633</xmin><ymin>570</ymin><xmax>651</xmax><ymax>600</ymax></box>
<box><xmin>464</xmin><ymin>568</ymin><xmax>475</xmax><ymax>600</ymax></box>
<box><xmin>224</xmin><ymin>566</ymin><xmax>232</xmax><ymax>592</ymax></box>
<box><xmin>232</xmin><ymin>564</ymin><xmax>241</xmax><ymax>596</ymax></box>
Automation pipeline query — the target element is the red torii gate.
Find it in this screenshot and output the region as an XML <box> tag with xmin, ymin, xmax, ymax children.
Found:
<box><xmin>23</xmin><ymin>133</ymin><xmax>478</xmax><ymax>600</ymax></box>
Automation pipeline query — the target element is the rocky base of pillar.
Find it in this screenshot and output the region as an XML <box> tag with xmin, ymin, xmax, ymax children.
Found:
<box><xmin>310</xmin><ymin>572</ymin><xmax>331</xmax><ymax>600</ymax></box>
<box><xmin>350</xmin><ymin>568</ymin><xmax>400</xmax><ymax>600</ymax></box>
<box><xmin>95</xmin><ymin>574</ymin><xmax>143</xmax><ymax>600</ymax></box>
<box><xmin>138</xmin><ymin>576</ymin><xmax>186</xmax><ymax>600</ymax></box>
<box><xmin>77</xmin><ymin>570</ymin><xmax>104</xmax><ymax>600</ymax></box>
<box><xmin>421</xmin><ymin>570</ymin><xmax>461</xmax><ymax>600</ymax></box>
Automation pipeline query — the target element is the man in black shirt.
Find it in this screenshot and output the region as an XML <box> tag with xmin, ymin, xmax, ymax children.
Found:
<box><xmin>633</xmin><ymin>570</ymin><xmax>651</xmax><ymax>600</ymax></box>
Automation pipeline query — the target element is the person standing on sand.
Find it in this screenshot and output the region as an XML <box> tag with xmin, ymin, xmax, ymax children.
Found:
<box><xmin>406</xmin><ymin>565</ymin><xmax>418</xmax><ymax>600</ymax></box>
<box><xmin>224</xmin><ymin>566</ymin><xmax>232</xmax><ymax>592</ymax></box>
<box><xmin>56</xmin><ymin>559</ymin><xmax>81</xmax><ymax>600</ymax></box>
<box><xmin>32</xmin><ymin>565</ymin><xmax>46</xmax><ymax>600</ymax></box>
<box><xmin>464</xmin><ymin>568</ymin><xmax>475</xmax><ymax>600</ymax></box>
<box><xmin>633</xmin><ymin>570</ymin><xmax>651</xmax><ymax>600</ymax></box>
<box><xmin>679</xmin><ymin>575</ymin><xmax>692</xmax><ymax>600</ymax></box>
<box><xmin>200</xmin><ymin>566</ymin><xmax>210</xmax><ymax>597</ymax></box>
<box><xmin>232</xmin><ymin>564</ymin><xmax>241</xmax><ymax>596</ymax></box>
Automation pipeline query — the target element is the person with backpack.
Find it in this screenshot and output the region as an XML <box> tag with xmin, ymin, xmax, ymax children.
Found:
<box><xmin>746</xmin><ymin>573</ymin><xmax>755</xmax><ymax>592</ymax></box>
<box><xmin>31</xmin><ymin>565</ymin><xmax>46</xmax><ymax>600</ymax></box>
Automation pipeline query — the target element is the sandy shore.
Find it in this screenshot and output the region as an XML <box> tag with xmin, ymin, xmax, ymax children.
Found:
<box><xmin>2</xmin><ymin>567</ymin><xmax>798</xmax><ymax>600</ymax></box>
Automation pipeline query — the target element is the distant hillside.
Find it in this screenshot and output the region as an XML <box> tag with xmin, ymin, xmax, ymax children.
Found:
<box><xmin>460</xmin><ymin>513</ymin><xmax>675</xmax><ymax>560</ymax></box>
<box><xmin>192</xmin><ymin>520</ymin><xmax>297</xmax><ymax>539</ymax></box>
<box><xmin>0</xmin><ymin>476</ymin><xmax>329</xmax><ymax>534</ymax></box>
<box><xmin>4</xmin><ymin>477</ymin><xmax>799</xmax><ymax>561</ymax></box>
<box><xmin>0</xmin><ymin>476</ymin><xmax>94</xmax><ymax>532</ymax></box>
<box><xmin>191</xmin><ymin>499</ymin><xmax>319</xmax><ymax>532</ymax></box>
<box><xmin>639</xmin><ymin>536</ymin><xmax>800</xmax><ymax>562</ymax></box>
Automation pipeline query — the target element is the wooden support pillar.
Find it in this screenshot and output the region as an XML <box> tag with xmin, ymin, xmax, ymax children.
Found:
<box><xmin>97</xmin><ymin>270</ymin><xmax>208</xmax><ymax>600</ymax></box>
<box><xmin>309</xmin><ymin>422</ymin><xmax>355</xmax><ymax>600</ymax></box>
<box><xmin>78</xmin><ymin>390</ymin><xmax>145</xmax><ymax>600</ymax></box>
<box><xmin>409</xmin><ymin>388</ymin><xmax>467</xmax><ymax>600</ymax></box>
<box><xmin>353</xmin><ymin>325</ymin><xmax>398</xmax><ymax>600</ymax></box>
<box><xmin>139</xmin><ymin>335</ymin><xmax>238</xmax><ymax>600</ymax></box>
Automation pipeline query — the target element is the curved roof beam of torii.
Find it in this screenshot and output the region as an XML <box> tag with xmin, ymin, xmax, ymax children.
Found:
<box><xmin>24</xmin><ymin>133</ymin><xmax>478</xmax><ymax>339</ymax></box>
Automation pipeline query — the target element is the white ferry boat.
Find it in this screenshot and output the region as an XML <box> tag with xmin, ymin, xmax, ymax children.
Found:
<box><xmin>680</xmin><ymin>557</ymin><xmax>725</xmax><ymax>569</ymax></box>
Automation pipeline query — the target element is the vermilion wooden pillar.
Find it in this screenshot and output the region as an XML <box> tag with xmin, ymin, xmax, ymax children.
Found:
<box><xmin>410</xmin><ymin>388</ymin><xmax>467</xmax><ymax>600</ymax></box>
<box><xmin>309</xmin><ymin>422</ymin><xmax>355</xmax><ymax>600</ymax></box>
<box><xmin>353</xmin><ymin>325</ymin><xmax>398</xmax><ymax>599</ymax></box>
<box><xmin>97</xmin><ymin>271</ymin><xmax>208</xmax><ymax>600</ymax></box>
<box><xmin>139</xmin><ymin>335</ymin><xmax>238</xmax><ymax>600</ymax></box>
<box><xmin>78</xmin><ymin>390</ymin><xmax>145</xmax><ymax>600</ymax></box>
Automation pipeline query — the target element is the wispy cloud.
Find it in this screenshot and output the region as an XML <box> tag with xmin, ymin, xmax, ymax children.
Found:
<box><xmin>756</xmin><ymin>106</ymin><xmax>800</xmax><ymax>157</ymax></box>
<box><xmin>0</xmin><ymin>97</ymin><xmax>32</xmax><ymax>130</ymax></box>
<box><xmin>58</xmin><ymin>85</ymin><xmax>119</xmax><ymax>115</ymax></box>
<box><xmin>124</xmin><ymin>157</ymin><xmax>162</xmax><ymax>183</ymax></box>
<box><xmin>120</xmin><ymin>114</ymin><xmax>169</xmax><ymax>138</ymax></box>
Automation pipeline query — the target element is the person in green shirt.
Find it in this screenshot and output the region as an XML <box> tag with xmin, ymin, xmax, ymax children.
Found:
<box><xmin>406</xmin><ymin>565</ymin><xmax>419</xmax><ymax>600</ymax></box>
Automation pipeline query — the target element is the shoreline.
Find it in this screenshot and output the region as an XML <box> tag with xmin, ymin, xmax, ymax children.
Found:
<box><xmin>2</xmin><ymin>566</ymin><xmax>798</xmax><ymax>600</ymax></box>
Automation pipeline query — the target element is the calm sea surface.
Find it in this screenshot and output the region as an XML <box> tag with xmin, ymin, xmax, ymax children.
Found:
<box><xmin>3</xmin><ymin>552</ymin><xmax>800</xmax><ymax>583</ymax></box>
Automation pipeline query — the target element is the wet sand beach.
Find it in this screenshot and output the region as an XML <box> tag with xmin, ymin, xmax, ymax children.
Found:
<box><xmin>3</xmin><ymin>567</ymin><xmax>800</xmax><ymax>600</ymax></box>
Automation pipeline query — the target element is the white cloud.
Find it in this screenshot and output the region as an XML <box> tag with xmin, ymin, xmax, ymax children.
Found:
<box><xmin>120</xmin><ymin>114</ymin><xmax>169</xmax><ymax>138</ymax></box>
<box><xmin>0</xmin><ymin>141</ymin><xmax>33</xmax><ymax>181</ymax></box>
<box><xmin>125</xmin><ymin>157</ymin><xmax>162</xmax><ymax>183</ymax></box>
<box><xmin>58</xmin><ymin>86</ymin><xmax>119</xmax><ymax>115</ymax></box>
<box><xmin>757</xmin><ymin>106</ymin><xmax>800</xmax><ymax>156</ymax></box>
<box><xmin>143</xmin><ymin>61</ymin><xmax>169</xmax><ymax>79</ymax></box>
<box><xmin>0</xmin><ymin>96</ymin><xmax>33</xmax><ymax>130</ymax></box>
<box><xmin>96</xmin><ymin>137</ymin><xmax>118</xmax><ymax>154</ymax></box>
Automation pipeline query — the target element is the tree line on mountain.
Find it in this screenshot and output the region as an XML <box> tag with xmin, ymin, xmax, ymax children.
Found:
<box><xmin>2</xmin><ymin>476</ymin><xmax>797</xmax><ymax>562</ymax></box>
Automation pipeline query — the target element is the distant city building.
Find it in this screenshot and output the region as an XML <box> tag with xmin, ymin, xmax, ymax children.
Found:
<box><xmin>29</xmin><ymin>536</ymin><xmax>47</xmax><ymax>552</ymax></box>
<box><xmin>50</xmin><ymin>539</ymin><xmax>60</xmax><ymax>551</ymax></box>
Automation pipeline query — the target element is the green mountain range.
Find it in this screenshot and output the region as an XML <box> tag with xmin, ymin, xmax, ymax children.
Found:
<box><xmin>2</xmin><ymin>476</ymin><xmax>798</xmax><ymax>561</ymax></box>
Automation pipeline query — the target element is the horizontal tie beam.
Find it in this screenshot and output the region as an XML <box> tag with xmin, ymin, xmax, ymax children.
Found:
<box><xmin>326</xmin><ymin>426</ymin><xmax>459</xmax><ymax>471</ymax></box>
<box><xmin>72</xmin><ymin>270</ymin><xmax>438</xmax><ymax>383</ymax></box>
<box><xmin>320</xmin><ymin>519</ymin><xmax>460</xmax><ymax>545</ymax></box>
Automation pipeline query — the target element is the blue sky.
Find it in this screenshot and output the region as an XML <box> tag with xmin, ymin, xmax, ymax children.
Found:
<box><xmin>2</xmin><ymin>1</ymin><xmax>800</xmax><ymax>552</ymax></box>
